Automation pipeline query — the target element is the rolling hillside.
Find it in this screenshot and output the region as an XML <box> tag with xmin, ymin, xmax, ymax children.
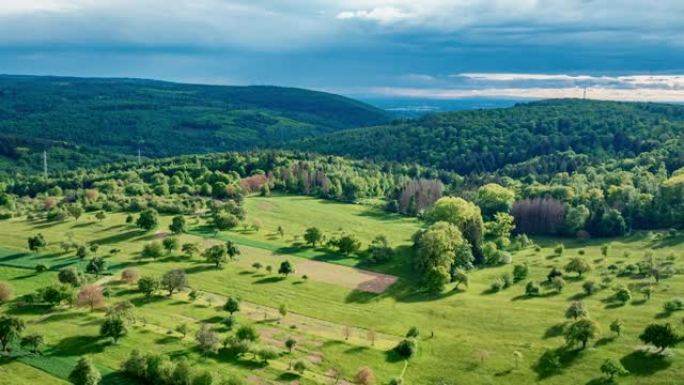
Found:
<box><xmin>291</xmin><ymin>99</ymin><xmax>684</xmax><ymax>174</ymax></box>
<box><xmin>0</xmin><ymin>75</ymin><xmax>390</xmax><ymax>173</ymax></box>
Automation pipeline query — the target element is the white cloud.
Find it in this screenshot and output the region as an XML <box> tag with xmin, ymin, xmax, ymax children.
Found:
<box><xmin>336</xmin><ymin>6</ymin><xmax>412</xmax><ymax>24</ymax></box>
<box><xmin>454</xmin><ymin>73</ymin><xmax>684</xmax><ymax>90</ymax></box>
<box><xmin>369</xmin><ymin>86</ymin><xmax>684</xmax><ymax>102</ymax></box>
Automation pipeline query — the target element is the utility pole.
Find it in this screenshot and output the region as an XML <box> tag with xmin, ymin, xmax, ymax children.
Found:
<box><xmin>583</xmin><ymin>87</ymin><xmax>587</xmax><ymax>99</ymax></box>
<box><xmin>138</xmin><ymin>147</ymin><xmax>141</xmax><ymax>165</ymax></box>
<box><xmin>43</xmin><ymin>150</ymin><xmax>48</xmax><ymax>180</ymax></box>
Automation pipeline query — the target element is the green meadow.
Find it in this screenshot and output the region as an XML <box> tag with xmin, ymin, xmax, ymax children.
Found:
<box><xmin>0</xmin><ymin>195</ymin><xmax>683</xmax><ymax>385</ymax></box>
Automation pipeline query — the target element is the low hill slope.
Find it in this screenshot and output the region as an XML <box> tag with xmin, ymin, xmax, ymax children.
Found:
<box><xmin>291</xmin><ymin>99</ymin><xmax>684</xmax><ymax>174</ymax></box>
<box><xmin>0</xmin><ymin>75</ymin><xmax>390</xmax><ymax>172</ymax></box>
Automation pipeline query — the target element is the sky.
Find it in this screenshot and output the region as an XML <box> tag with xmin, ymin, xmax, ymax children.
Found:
<box><xmin>2</xmin><ymin>0</ymin><xmax>684</xmax><ymax>101</ymax></box>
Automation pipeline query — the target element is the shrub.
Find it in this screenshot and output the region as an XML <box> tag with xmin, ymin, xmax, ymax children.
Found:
<box><xmin>551</xmin><ymin>277</ymin><xmax>566</xmax><ymax>292</ymax></box>
<box><xmin>490</xmin><ymin>277</ymin><xmax>505</xmax><ymax>292</ymax></box>
<box><xmin>525</xmin><ymin>281</ymin><xmax>541</xmax><ymax>296</ymax></box>
<box><xmin>394</xmin><ymin>338</ymin><xmax>417</xmax><ymax>359</ymax></box>
<box><xmin>582</xmin><ymin>280</ymin><xmax>597</xmax><ymax>295</ymax></box>
<box><xmin>663</xmin><ymin>298</ymin><xmax>684</xmax><ymax>313</ymax></box>
<box><xmin>513</xmin><ymin>264</ymin><xmax>529</xmax><ymax>282</ymax></box>
<box><xmin>354</xmin><ymin>367</ymin><xmax>374</xmax><ymax>385</ymax></box>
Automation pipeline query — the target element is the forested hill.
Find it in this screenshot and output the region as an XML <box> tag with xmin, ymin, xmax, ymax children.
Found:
<box><xmin>290</xmin><ymin>99</ymin><xmax>684</xmax><ymax>174</ymax></box>
<box><xmin>0</xmin><ymin>75</ymin><xmax>390</xmax><ymax>173</ymax></box>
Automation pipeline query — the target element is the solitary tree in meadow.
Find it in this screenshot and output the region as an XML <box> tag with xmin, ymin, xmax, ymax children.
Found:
<box><xmin>137</xmin><ymin>276</ymin><xmax>159</xmax><ymax>300</ymax></box>
<box><xmin>169</xmin><ymin>215</ymin><xmax>186</xmax><ymax>234</ymax></box>
<box><xmin>181</xmin><ymin>242</ymin><xmax>200</xmax><ymax>258</ymax></box>
<box><xmin>77</xmin><ymin>285</ymin><xmax>105</xmax><ymax>312</ymax></box>
<box><xmin>85</xmin><ymin>257</ymin><xmax>107</xmax><ymax>277</ymax></box>
<box><xmin>195</xmin><ymin>324</ymin><xmax>220</xmax><ymax>355</ymax></box>
<box><xmin>639</xmin><ymin>323</ymin><xmax>680</xmax><ymax>353</ymax></box>
<box><xmin>69</xmin><ymin>357</ymin><xmax>101</xmax><ymax>385</ymax></box>
<box><xmin>0</xmin><ymin>315</ymin><xmax>25</xmax><ymax>352</ymax></box>
<box><xmin>20</xmin><ymin>334</ymin><xmax>44</xmax><ymax>353</ymax></box>
<box><xmin>136</xmin><ymin>208</ymin><xmax>159</xmax><ymax>231</ymax></box>
<box><xmin>226</xmin><ymin>241</ymin><xmax>240</xmax><ymax>260</ymax></box>
<box><xmin>162</xmin><ymin>237</ymin><xmax>179</xmax><ymax>254</ymax></box>
<box><xmin>565</xmin><ymin>257</ymin><xmax>592</xmax><ymax>278</ymax></box>
<box><xmin>223</xmin><ymin>296</ymin><xmax>240</xmax><ymax>315</ymax></box>
<box><xmin>279</xmin><ymin>261</ymin><xmax>294</xmax><ymax>277</ymax></box>
<box><xmin>600</xmin><ymin>359</ymin><xmax>628</xmax><ymax>381</ymax></box>
<box><xmin>0</xmin><ymin>282</ymin><xmax>12</xmax><ymax>304</ymax></box>
<box><xmin>203</xmin><ymin>244</ymin><xmax>227</xmax><ymax>268</ymax></box>
<box><xmin>100</xmin><ymin>317</ymin><xmax>127</xmax><ymax>343</ymax></box>
<box><xmin>304</xmin><ymin>227</ymin><xmax>323</xmax><ymax>247</ymax></box>
<box><xmin>285</xmin><ymin>337</ymin><xmax>297</xmax><ymax>353</ymax></box>
<box><xmin>564</xmin><ymin>318</ymin><xmax>600</xmax><ymax>349</ymax></box>
<box><xmin>161</xmin><ymin>269</ymin><xmax>187</xmax><ymax>296</ymax></box>
<box><xmin>565</xmin><ymin>301</ymin><xmax>589</xmax><ymax>320</ymax></box>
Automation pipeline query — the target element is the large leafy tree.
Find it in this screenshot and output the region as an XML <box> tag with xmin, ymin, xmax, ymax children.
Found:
<box><xmin>476</xmin><ymin>183</ymin><xmax>515</xmax><ymax>219</ymax></box>
<box><xmin>136</xmin><ymin>209</ymin><xmax>159</xmax><ymax>231</ymax></box>
<box><xmin>564</xmin><ymin>318</ymin><xmax>600</xmax><ymax>349</ymax></box>
<box><xmin>0</xmin><ymin>315</ymin><xmax>25</xmax><ymax>351</ymax></box>
<box><xmin>203</xmin><ymin>245</ymin><xmax>227</xmax><ymax>268</ymax></box>
<box><xmin>414</xmin><ymin>221</ymin><xmax>471</xmax><ymax>292</ymax></box>
<box><xmin>639</xmin><ymin>323</ymin><xmax>681</xmax><ymax>353</ymax></box>
<box><xmin>161</xmin><ymin>269</ymin><xmax>188</xmax><ymax>296</ymax></box>
<box><xmin>69</xmin><ymin>357</ymin><xmax>101</xmax><ymax>385</ymax></box>
<box><xmin>425</xmin><ymin>197</ymin><xmax>484</xmax><ymax>263</ymax></box>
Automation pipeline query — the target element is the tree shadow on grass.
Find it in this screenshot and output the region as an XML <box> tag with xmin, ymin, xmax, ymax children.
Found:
<box><xmin>94</xmin><ymin>230</ymin><xmax>146</xmax><ymax>245</ymax></box>
<box><xmin>543</xmin><ymin>322</ymin><xmax>567</xmax><ymax>339</ymax></box>
<box><xmin>620</xmin><ymin>350</ymin><xmax>672</xmax><ymax>376</ymax></box>
<box><xmin>51</xmin><ymin>335</ymin><xmax>107</xmax><ymax>356</ymax></box>
<box><xmin>213</xmin><ymin>349</ymin><xmax>265</xmax><ymax>370</ymax></box>
<box><xmin>155</xmin><ymin>336</ymin><xmax>177</xmax><ymax>345</ymax></box>
<box><xmin>202</xmin><ymin>316</ymin><xmax>224</xmax><ymax>324</ymax></box>
<box><xmin>5</xmin><ymin>304</ymin><xmax>52</xmax><ymax>316</ymax></box>
<box><xmin>568</xmin><ymin>292</ymin><xmax>590</xmax><ymax>301</ymax></box>
<box><xmin>184</xmin><ymin>265</ymin><xmax>215</xmax><ymax>275</ymax></box>
<box><xmin>384</xmin><ymin>349</ymin><xmax>404</xmax><ymax>363</ymax></box>
<box><xmin>253</xmin><ymin>276</ymin><xmax>286</xmax><ymax>284</ymax></box>
<box><xmin>594</xmin><ymin>336</ymin><xmax>615</xmax><ymax>347</ymax></box>
<box><xmin>277</xmin><ymin>372</ymin><xmax>301</xmax><ymax>381</ymax></box>
<box><xmin>70</xmin><ymin>221</ymin><xmax>97</xmax><ymax>229</ymax></box>
<box><xmin>533</xmin><ymin>346</ymin><xmax>583</xmax><ymax>380</ymax></box>
<box><xmin>585</xmin><ymin>377</ymin><xmax>612</xmax><ymax>385</ymax></box>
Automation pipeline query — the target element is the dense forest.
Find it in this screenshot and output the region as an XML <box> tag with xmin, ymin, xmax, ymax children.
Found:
<box><xmin>0</xmin><ymin>75</ymin><xmax>390</xmax><ymax>174</ymax></box>
<box><xmin>293</xmin><ymin>99</ymin><xmax>684</xmax><ymax>174</ymax></box>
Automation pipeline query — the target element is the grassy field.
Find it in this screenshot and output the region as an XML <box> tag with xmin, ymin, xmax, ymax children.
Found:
<box><xmin>0</xmin><ymin>195</ymin><xmax>682</xmax><ymax>385</ymax></box>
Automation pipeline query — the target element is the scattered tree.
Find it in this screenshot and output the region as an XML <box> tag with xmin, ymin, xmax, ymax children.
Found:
<box><xmin>278</xmin><ymin>260</ymin><xmax>294</xmax><ymax>277</ymax></box>
<box><xmin>354</xmin><ymin>367</ymin><xmax>374</xmax><ymax>385</ymax></box>
<box><xmin>69</xmin><ymin>357</ymin><xmax>101</xmax><ymax>385</ymax></box>
<box><xmin>566</xmin><ymin>301</ymin><xmax>589</xmax><ymax>320</ymax></box>
<box><xmin>203</xmin><ymin>244</ymin><xmax>227</xmax><ymax>268</ymax></box>
<box><xmin>136</xmin><ymin>209</ymin><xmax>159</xmax><ymax>231</ymax></box>
<box><xmin>20</xmin><ymin>334</ymin><xmax>44</xmax><ymax>353</ymax></box>
<box><xmin>121</xmin><ymin>268</ymin><xmax>139</xmax><ymax>284</ymax></box>
<box><xmin>100</xmin><ymin>317</ymin><xmax>127</xmax><ymax>343</ymax></box>
<box><xmin>195</xmin><ymin>324</ymin><xmax>220</xmax><ymax>355</ymax></box>
<box><xmin>77</xmin><ymin>285</ymin><xmax>105</xmax><ymax>312</ymax></box>
<box><xmin>223</xmin><ymin>297</ymin><xmax>240</xmax><ymax>315</ymax></box>
<box><xmin>304</xmin><ymin>227</ymin><xmax>323</xmax><ymax>247</ymax></box>
<box><xmin>600</xmin><ymin>359</ymin><xmax>628</xmax><ymax>381</ymax></box>
<box><xmin>639</xmin><ymin>323</ymin><xmax>681</xmax><ymax>353</ymax></box>
<box><xmin>161</xmin><ymin>269</ymin><xmax>188</xmax><ymax>296</ymax></box>
<box><xmin>169</xmin><ymin>215</ymin><xmax>186</xmax><ymax>234</ymax></box>
<box><xmin>0</xmin><ymin>315</ymin><xmax>25</xmax><ymax>351</ymax></box>
<box><xmin>565</xmin><ymin>257</ymin><xmax>592</xmax><ymax>277</ymax></box>
<box><xmin>0</xmin><ymin>282</ymin><xmax>12</xmax><ymax>303</ymax></box>
<box><xmin>564</xmin><ymin>318</ymin><xmax>600</xmax><ymax>349</ymax></box>
<box><xmin>138</xmin><ymin>276</ymin><xmax>159</xmax><ymax>300</ymax></box>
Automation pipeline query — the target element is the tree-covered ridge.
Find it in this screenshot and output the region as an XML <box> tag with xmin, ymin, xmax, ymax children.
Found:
<box><xmin>0</xmin><ymin>75</ymin><xmax>390</xmax><ymax>172</ymax></box>
<box><xmin>292</xmin><ymin>98</ymin><xmax>684</xmax><ymax>174</ymax></box>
